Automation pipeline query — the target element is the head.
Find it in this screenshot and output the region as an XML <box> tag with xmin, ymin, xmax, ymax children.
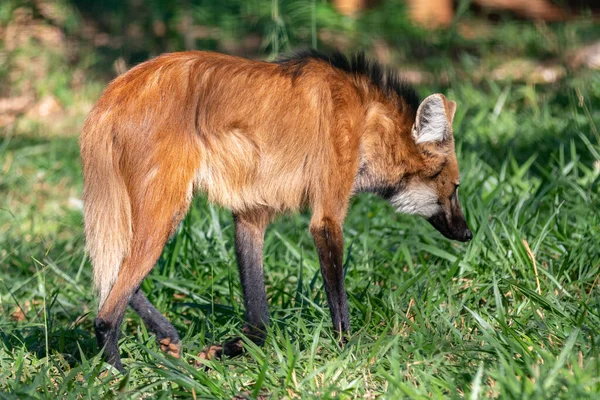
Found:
<box><xmin>389</xmin><ymin>93</ymin><xmax>472</xmax><ymax>242</ymax></box>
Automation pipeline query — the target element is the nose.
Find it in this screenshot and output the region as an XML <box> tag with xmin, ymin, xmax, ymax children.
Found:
<box><xmin>464</xmin><ymin>229</ymin><xmax>472</xmax><ymax>241</ymax></box>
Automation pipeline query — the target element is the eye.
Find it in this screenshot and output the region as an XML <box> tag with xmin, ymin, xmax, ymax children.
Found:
<box><xmin>429</xmin><ymin>161</ymin><xmax>448</xmax><ymax>180</ymax></box>
<box><xmin>430</xmin><ymin>169</ymin><xmax>443</xmax><ymax>180</ymax></box>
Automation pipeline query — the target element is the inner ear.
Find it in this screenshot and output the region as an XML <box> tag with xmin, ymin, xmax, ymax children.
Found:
<box><xmin>413</xmin><ymin>94</ymin><xmax>451</xmax><ymax>145</ymax></box>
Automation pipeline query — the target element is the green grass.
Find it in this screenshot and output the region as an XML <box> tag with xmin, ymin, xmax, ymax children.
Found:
<box><xmin>1</xmin><ymin>6</ymin><xmax>600</xmax><ymax>397</ymax></box>
<box><xmin>2</xmin><ymin>74</ymin><xmax>599</xmax><ymax>398</ymax></box>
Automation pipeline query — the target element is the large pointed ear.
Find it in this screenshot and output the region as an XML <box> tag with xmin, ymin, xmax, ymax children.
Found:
<box><xmin>412</xmin><ymin>94</ymin><xmax>456</xmax><ymax>145</ymax></box>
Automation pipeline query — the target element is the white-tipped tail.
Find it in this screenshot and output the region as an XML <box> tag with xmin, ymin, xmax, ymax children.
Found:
<box><xmin>81</xmin><ymin>118</ymin><xmax>132</xmax><ymax>310</ymax></box>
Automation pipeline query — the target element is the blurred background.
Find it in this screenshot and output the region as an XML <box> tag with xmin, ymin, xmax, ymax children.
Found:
<box><xmin>0</xmin><ymin>0</ymin><xmax>598</xmax><ymax>133</ymax></box>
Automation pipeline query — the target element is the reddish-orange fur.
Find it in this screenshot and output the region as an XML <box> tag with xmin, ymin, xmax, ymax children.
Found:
<box><xmin>82</xmin><ymin>52</ymin><xmax>418</xmax><ymax>307</ymax></box>
<box><xmin>81</xmin><ymin>51</ymin><xmax>467</xmax><ymax>369</ymax></box>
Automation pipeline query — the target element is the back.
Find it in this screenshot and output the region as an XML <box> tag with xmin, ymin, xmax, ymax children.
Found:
<box><xmin>84</xmin><ymin>51</ymin><xmax>364</xmax><ymax>213</ymax></box>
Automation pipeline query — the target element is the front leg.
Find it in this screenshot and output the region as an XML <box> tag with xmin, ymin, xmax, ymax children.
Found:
<box><xmin>310</xmin><ymin>216</ymin><xmax>350</xmax><ymax>340</ymax></box>
<box><xmin>198</xmin><ymin>210</ymin><xmax>271</xmax><ymax>362</ymax></box>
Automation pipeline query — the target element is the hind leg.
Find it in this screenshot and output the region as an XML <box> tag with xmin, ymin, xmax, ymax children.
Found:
<box><xmin>129</xmin><ymin>289</ymin><xmax>181</xmax><ymax>358</ymax></box>
<box><xmin>96</xmin><ymin>237</ymin><xmax>178</xmax><ymax>371</ymax></box>
<box><xmin>96</xmin><ymin>220</ymin><xmax>187</xmax><ymax>371</ymax></box>
<box><xmin>198</xmin><ymin>209</ymin><xmax>272</xmax><ymax>362</ymax></box>
<box><xmin>95</xmin><ymin>178</ymin><xmax>194</xmax><ymax>371</ymax></box>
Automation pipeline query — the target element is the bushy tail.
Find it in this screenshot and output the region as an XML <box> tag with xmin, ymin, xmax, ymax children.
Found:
<box><xmin>80</xmin><ymin>118</ymin><xmax>132</xmax><ymax>310</ymax></box>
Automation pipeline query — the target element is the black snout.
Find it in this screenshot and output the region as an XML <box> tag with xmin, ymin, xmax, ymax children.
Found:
<box><xmin>463</xmin><ymin>228</ymin><xmax>473</xmax><ymax>241</ymax></box>
<box><xmin>427</xmin><ymin>211</ymin><xmax>472</xmax><ymax>242</ymax></box>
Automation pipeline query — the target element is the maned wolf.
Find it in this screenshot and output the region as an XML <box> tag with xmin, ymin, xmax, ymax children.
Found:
<box><xmin>80</xmin><ymin>50</ymin><xmax>472</xmax><ymax>371</ymax></box>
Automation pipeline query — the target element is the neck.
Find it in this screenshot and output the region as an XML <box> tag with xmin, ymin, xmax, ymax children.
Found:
<box><xmin>352</xmin><ymin>96</ymin><xmax>421</xmax><ymax>196</ymax></box>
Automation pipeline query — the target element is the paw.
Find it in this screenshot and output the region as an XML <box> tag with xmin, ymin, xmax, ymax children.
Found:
<box><xmin>195</xmin><ymin>344</ymin><xmax>223</xmax><ymax>368</ymax></box>
<box><xmin>159</xmin><ymin>337</ymin><xmax>181</xmax><ymax>358</ymax></box>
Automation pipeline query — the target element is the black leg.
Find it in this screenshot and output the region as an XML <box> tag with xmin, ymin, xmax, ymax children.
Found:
<box><xmin>95</xmin><ymin>315</ymin><xmax>125</xmax><ymax>371</ymax></box>
<box><xmin>129</xmin><ymin>288</ymin><xmax>181</xmax><ymax>358</ymax></box>
<box><xmin>310</xmin><ymin>217</ymin><xmax>350</xmax><ymax>340</ymax></box>
<box><xmin>233</xmin><ymin>212</ymin><xmax>270</xmax><ymax>341</ymax></box>
<box><xmin>198</xmin><ymin>210</ymin><xmax>270</xmax><ymax>362</ymax></box>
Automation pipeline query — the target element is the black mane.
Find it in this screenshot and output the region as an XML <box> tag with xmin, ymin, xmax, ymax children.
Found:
<box><xmin>276</xmin><ymin>49</ymin><xmax>420</xmax><ymax>113</ymax></box>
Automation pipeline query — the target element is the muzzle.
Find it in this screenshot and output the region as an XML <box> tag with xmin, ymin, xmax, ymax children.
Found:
<box><xmin>427</xmin><ymin>211</ymin><xmax>472</xmax><ymax>242</ymax></box>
